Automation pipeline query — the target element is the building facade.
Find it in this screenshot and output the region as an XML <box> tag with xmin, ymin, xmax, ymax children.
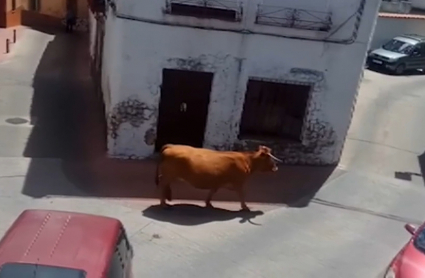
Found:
<box><xmin>91</xmin><ymin>0</ymin><xmax>381</xmax><ymax>165</ymax></box>
<box><xmin>0</xmin><ymin>0</ymin><xmax>88</xmax><ymax>28</ymax></box>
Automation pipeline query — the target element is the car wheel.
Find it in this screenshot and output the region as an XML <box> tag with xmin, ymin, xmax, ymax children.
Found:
<box><xmin>394</xmin><ymin>63</ymin><xmax>406</xmax><ymax>75</ymax></box>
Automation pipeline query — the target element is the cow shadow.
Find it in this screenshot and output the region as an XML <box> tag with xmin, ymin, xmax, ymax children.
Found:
<box><xmin>142</xmin><ymin>204</ymin><xmax>264</xmax><ymax>226</ymax></box>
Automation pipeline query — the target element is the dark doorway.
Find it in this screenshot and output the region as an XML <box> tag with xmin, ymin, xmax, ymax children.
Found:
<box><xmin>0</xmin><ymin>0</ymin><xmax>6</xmax><ymax>27</ymax></box>
<box><xmin>155</xmin><ymin>69</ymin><xmax>213</xmax><ymax>152</ymax></box>
<box><xmin>239</xmin><ymin>80</ymin><xmax>311</xmax><ymax>142</ymax></box>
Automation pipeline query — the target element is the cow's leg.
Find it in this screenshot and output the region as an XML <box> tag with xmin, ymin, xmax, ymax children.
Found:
<box><xmin>236</xmin><ymin>186</ymin><xmax>249</xmax><ymax>211</ymax></box>
<box><xmin>159</xmin><ymin>182</ymin><xmax>171</xmax><ymax>209</ymax></box>
<box><xmin>205</xmin><ymin>187</ymin><xmax>218</xmax><ymax>208</ymax></box>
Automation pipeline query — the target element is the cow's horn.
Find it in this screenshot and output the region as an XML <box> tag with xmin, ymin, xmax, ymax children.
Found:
<box><xmin>269</xmin><ymin>153</ymin><xmax>282</xmax><ymax>162</ymax></box>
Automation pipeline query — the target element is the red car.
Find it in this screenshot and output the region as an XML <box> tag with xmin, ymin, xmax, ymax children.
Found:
<box><xmin>384</xmin><ymin>223</ymin><xmax>425</xmax><ymax>278</ymax></box>
<box><xmin>0</xmin><ymin>209</ymin><xmax>134</xmax><ymax>278</ymax></box>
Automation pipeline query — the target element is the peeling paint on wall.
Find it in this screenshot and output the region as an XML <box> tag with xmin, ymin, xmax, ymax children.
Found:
<box><xmin>233</xmin><ymin>120</ymin><xmax>337</xmax><ymax>165</ymax></box>
<box><xmin>108</xmin><ymin>98</ymin><xmax>156</xmax><ymax>139</ymax></box>
<box><xmin>144</xmin><ymin>127</ymin><xmax>157</xmax><ymax>145</ymax></box>
<box><xmin>166</xmin><ymin>53</ymin><xmax>233</xmax><ymax>72</ymax></box>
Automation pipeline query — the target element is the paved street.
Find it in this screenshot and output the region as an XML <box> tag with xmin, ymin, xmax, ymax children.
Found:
<box><xmin>341</xmin><ymin>69</ymin><xmax>425</xmax><ymax>182</ymax></box>
<box><xmin>0</xmin><ymin>27</ymin><xmax>425</xmax><ymax>277</ymax></box>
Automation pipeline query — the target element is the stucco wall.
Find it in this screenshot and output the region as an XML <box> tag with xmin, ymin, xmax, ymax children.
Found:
<box><xmin>102</xmin><ymin>0</ymin><xmax>381</xmax><ymax>165</ymax></box>
<box><xmin>88</xmin><ymin>10</ymin><xmax>96</xmax><ymax>60</ymax></box>
<box><xmin>101</xmin><ymin>8</ymin><xmax>121</xmax><ymax>121</ymax></box>
<box><xmin>370</xmin><ymin>16</ymin><xmax>425</xmax><ymax>50</ymax></box>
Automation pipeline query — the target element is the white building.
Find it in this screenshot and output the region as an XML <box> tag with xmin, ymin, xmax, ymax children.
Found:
<box><xmin>89</xmin><ymin>0</ymin><xmax>381</xmax><ymax>165</ymax></box>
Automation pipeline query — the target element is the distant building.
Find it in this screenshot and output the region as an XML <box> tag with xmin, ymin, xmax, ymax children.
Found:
<box><xmin>89</xmin><ymin>0</ymin><xmax>381</xmax><ymax>165</ymax></box>
<box><xmin>0</xmin><ymin>0</ymin><xmax>88</xmax><ymax>28</ymax></box>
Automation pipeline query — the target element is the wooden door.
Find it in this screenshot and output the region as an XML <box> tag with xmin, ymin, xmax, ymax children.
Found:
<box><xmin>155</xmin><ymin>69</ymin><xmax>213</xmax><ymax>151</ymax></box>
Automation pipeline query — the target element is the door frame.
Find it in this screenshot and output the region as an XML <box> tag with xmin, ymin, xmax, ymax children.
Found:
<box><xmin>154</xmin><ymin>68</ymin><xmax>214</xmax><ymax>152</ymax></box>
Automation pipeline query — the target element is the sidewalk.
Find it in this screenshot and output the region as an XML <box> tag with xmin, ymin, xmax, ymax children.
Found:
<box><xmin>0</xmin><ymin>156</ymin><xmax>420</xmax><ymax>278</ymax></box>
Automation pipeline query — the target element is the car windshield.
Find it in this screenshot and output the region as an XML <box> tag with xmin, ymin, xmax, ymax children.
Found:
<box><xmin>0</xmin><ymin>263</ymin><xmax>86</xmax><ymax>278</ymax></box>
<box><xmin>414</xmin><ymin>227</ymin><xmax>425</xmax><ymax>254</ymax></box>
<box><xmin>382</xmin><ymin>39</ymin><xmax>415</xmax><ymax>54</ymax></box>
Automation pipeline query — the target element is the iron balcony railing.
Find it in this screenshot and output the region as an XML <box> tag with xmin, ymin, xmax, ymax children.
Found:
<box><xmin>255</xmin><ymin>4</ymin><xmax>332</xmax><ymax>32</ymax></box>
<box><xmin>165</xmin><ymin>0</ymin><xmax>244</xmax><ymax>21</ymax></box>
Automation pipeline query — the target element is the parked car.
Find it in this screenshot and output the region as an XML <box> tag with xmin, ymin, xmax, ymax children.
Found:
<box><xmin>383</xmin><ymin>222</ymin><xmax>425</xmax><ymax>278</ymax></box>
<box><xmin>0</xmin><ymin>209</ymin><xmax>134</xmax><ymax>278</ymax></box>
<box><xmin>366</xmin><ymin>34</ymin><xmax>425</xmax><ymax>75</ymax></box>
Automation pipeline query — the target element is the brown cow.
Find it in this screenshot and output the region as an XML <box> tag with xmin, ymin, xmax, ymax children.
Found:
<box><xmin>155</xmin><ymin>144</ymin><xmax>281</xmax><ymax>210</ymax></box>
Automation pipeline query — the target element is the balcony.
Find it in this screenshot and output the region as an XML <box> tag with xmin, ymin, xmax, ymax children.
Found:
<box><xmin>255</xmin><ymin>4</ymin><xmax>332</xmax><ymax>32</ymax></box>
<box><xmin>165</xmin><ymin>0</ymin><xmax>243</xmax><ymax>22</ymax></box>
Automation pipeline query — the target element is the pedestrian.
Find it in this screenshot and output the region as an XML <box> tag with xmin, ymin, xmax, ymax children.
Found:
<box><xmin>65</xmin><ymin>10</ymin><xmax>76</xmax><ymax>33</ymax></box>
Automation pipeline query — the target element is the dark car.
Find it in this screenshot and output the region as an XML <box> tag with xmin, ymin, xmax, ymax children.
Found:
<box><xmin>366</xmin><ymin>34</ymin><xmax>425</xmax><ymax>75</ymax></box>
<box><xmin>0</xmin><ymin>209</ymin><xmax>134</xmax><ymax>278</ymax></box>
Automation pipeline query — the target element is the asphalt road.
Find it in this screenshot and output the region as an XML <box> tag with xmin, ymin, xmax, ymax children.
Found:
<box><xmin>0</xmin><ymin>27</ymin><xmax>424</xmax><ymax>278</ymax></box>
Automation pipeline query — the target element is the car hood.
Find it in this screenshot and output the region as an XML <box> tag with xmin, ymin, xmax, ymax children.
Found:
<box><xmin>397</xmin><ymin>242</ymin><xmax>425</xmax><ymax>278</ymax></box>
<box><xmin>370</xmin><ymin>48</ymin><xmax>407</xmax><ymax>60</ymax></box>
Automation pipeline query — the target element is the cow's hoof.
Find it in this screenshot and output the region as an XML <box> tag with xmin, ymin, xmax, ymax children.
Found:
<box><xmin>205</xmin><ymin>203</ymin><xmax>214</xmax><ymax>209</ymax></box>
<box><xmin>241</xmin><ymin>206</ymin><xmax>250</xmax><ymax>212</ymax></box>
<box><xmin>160</xmin><ymin>203</ymin><xmax>171</xmax><ymax>210</ymax></box>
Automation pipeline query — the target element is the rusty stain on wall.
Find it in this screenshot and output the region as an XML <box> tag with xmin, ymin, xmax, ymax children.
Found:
<box><xmin>108</xmin><ymin>98</ymin><xmax>156</xmax><ymax>139</ymax></box>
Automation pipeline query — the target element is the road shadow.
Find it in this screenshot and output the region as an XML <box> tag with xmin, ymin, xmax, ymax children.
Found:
<box><xmin>20</xmin><ymin>25</ymin><xmax>339</xmax><ymax>208</ymax></box>
<box><xmin>142</xmin><ymin>204</ymin><xmax>264</xmax><ymax>226</ymax></box>
<box><xmin>21</xmin><ymin>26</ymin><xmax>103</xmax><ymax>197</ymax></box>
<box><xmin>24</xmin><ymin>27</ymin><xmax>89</xmax><ymax>159</ymax></box>
<box><xmin>417</xmin><ymin>151</ymin><xmax>425</xmax><ymax>185</ymax></box>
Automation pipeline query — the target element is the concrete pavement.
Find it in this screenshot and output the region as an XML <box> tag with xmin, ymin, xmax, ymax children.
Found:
<box><xmin>0</xmin><ymin>27</ymin><xmax>425</xmax><ymax>277</ymax></box>
<box><xmin>0</xmin><ymin>159</ymin><xmax>421</xmax><ymax>277</ymax></box>
<box><xmin>340</xmin><ymin>69</ymin><xmax>425</xmax><ymax>181</ymax></box>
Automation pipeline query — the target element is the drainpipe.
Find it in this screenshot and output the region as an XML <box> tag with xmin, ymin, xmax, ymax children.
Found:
<box><xmin>106</xmin><ymin>0</ymin><xmax>367</xmax><ymax>45</ymax></box>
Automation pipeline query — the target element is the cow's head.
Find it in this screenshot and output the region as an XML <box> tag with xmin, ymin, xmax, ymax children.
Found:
<box><xmin>253</xmin><ymin>145</ymin><xmax>281</xmax><ymax>172</ymax></box>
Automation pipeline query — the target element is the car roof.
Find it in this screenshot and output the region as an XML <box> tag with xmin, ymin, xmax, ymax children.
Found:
<box><xmin>0</xmin><ymin>209</ymin><xmax>122</xmax><ymax>278</ymax></box>
<box><xmin>400</xmin><ymin>34</ymin><xmax>425</xmax><ymax>42</ymax></box>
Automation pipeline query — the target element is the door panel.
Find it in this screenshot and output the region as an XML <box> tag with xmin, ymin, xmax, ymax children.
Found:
<box><xmin>155</xmin><ymin>69</ymin><xmax>213</xmax><ymax>151</ymax></box>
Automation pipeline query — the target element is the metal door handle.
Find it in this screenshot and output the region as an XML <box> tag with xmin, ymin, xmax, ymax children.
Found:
<box><xmin>180</xmin><ymin>102</ymin><xmax>187</xmax><ymax>112</ymax></box>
